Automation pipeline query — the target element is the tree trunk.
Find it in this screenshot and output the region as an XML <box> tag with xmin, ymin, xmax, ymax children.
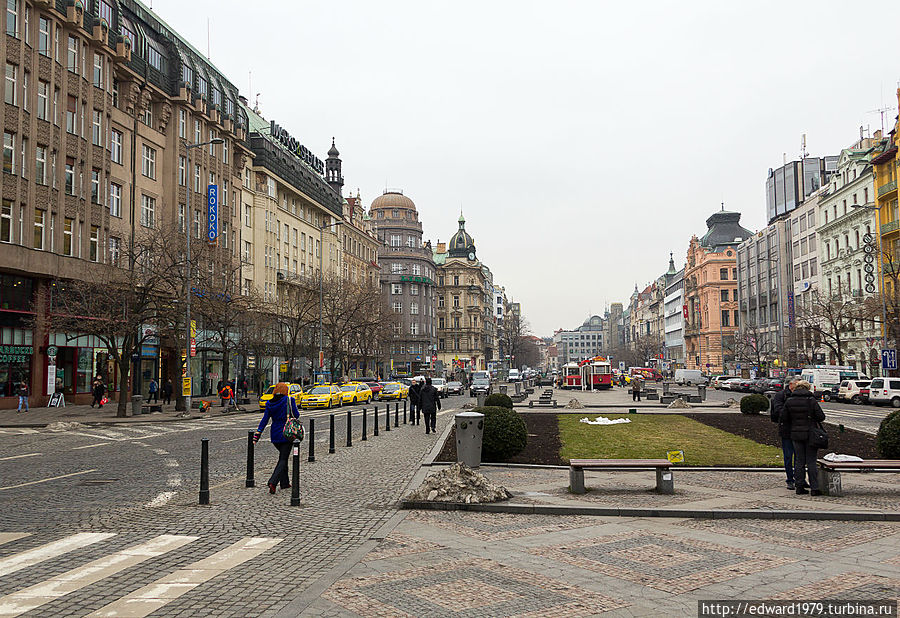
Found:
<box><xmin>116</xmin><ymin>356</ymin><xmax>131</xmax><ymax>418</ymax></box>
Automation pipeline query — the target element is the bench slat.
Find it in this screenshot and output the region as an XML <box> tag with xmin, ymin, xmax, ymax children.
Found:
<box><xmin>570</xmin><ymin>458</ymin><xmax>671</xmax><ymax>468</ymax></box>
<box><xmin>817</xmin><ymin>459</ymin><xmax>900</xmax><ymax>469</ymax></box>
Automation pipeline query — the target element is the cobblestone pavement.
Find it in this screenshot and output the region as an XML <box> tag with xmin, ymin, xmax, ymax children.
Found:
<box><xmin>0</xmin><ymin>395</ymin><xmax>463</xmax><ymax>616</ymax></box>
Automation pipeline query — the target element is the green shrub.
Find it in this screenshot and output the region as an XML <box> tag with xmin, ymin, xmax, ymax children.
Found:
<box><xmin>484</xmin><ymin>393</ymin><xmax>513</xmax><ymax>409</ymax></box>
<box><xmin>876</xmin><ymin>410</ymin><xmax>900</xmax><ymax>458</ymax></box>
<box><xmin>474</xmin><ymin>406</ymin><xmax>527</xmax><ymax>461</ymax></box>
<box><xmin>740</xmin><ymin>394</ymin><xmax>770</xmax><ymax>415</ymax></box>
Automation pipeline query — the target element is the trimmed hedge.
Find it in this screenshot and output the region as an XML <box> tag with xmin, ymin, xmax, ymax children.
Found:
<box><xmin>740</xmin><ymin>394</ymin><xmax>770</xmax><ymax>415</ymax></box>
<box><xmin>876</xmin><ymin>410</ymin><xmax>900</xmax><ymax>458</ymax></box>
<box><xmin>484</xmin><ymin>393</ymin><xmax>514</xmax><ymax>409</ymax></box>
<box><xmin>474</xmin><ymin>406</ymin><xmax>527</xmax><ymax>461</ymax></box>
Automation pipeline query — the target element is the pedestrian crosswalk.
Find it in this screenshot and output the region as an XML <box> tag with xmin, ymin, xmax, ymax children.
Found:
<box><xmin>0</xmin><ymin>532</ymin><xmax>282</xmax><ymax>617</ymax></box>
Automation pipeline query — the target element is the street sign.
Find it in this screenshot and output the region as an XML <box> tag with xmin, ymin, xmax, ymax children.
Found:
<box><xmin>207</xmin><ymin>185</ymin><xmax>218</xmax><ymax>243</ymax></box>
<box><xmin>882</xmin><ymin>349</ymin><xmax>897</xmax><ymax>370</ymax></box>
<box><xmin>182</xmin><ymin>377</ymin><xmax>192</xmax><ymax>397</ymax></box>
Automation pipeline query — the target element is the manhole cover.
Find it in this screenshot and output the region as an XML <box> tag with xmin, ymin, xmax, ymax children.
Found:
<box><xmin>79</xmin><ymin>479</ymin><xmax>119</xmax><ymax>485</ymax></box>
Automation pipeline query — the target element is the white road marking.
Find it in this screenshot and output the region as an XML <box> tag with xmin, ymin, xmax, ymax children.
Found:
<box><xmin>0</xmin><ymin>533</ymin><xmax>115</xmax><ymax>578</ymax></box>
<box><xmin>0</xmin><ymin>453</ymin><xmax>41</xmax><ymax>461</ymax></box>
<box><xmin>70</xmin><ymin>443</ymin><xmax>108</xmax><ymax>450</ymax></box>
<box><xmin>144</xmin><ymin>492</ymin><xmax>177</xmax><ymax>508</ymax></box>
<box><xmin>166</xmin><ymin>477</ymin><xmax>182</xmax><ymax>488</ymax></box>
<box><xmin>0</xmin><ymin>470</ymin><xmax>98</xmax><ymax>491</ymax></box>
<box><xmin>0</xmin><ymin>534</ymin><xmax>29</xmax><ymax>548</ymax></box>
<box><xmin>152</xmin><ymin>448</ymin><xmax>169</xmax><ymax>455</ymax></box>
<box><xmin>84</xmin><ymin>537</ymin><xmax>282</xmax><ymax>618</ymax></box>
<box><xmin>222</xmin><ymin>436</ymin><xmax>245</xmax><ymax>443</ymax></box>
<box><xmin>162</xmin><ymin>459</ymin><xmax>179</xmax><ymax>468</ymax></box>
<box><xmin>0</xmin><ymin>535</ymin><xmax>197</xmax><ymax>617</ymax></box>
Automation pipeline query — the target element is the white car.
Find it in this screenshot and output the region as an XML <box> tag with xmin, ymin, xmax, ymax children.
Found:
<box><xmin>431</xmin><ymin>377</ymin><xmax>448</xmax><ymax>398</ymax></box>
<box><xmin>712</xmin><ymin>375</ymin><xmax>737</xmax><ymax>389</ymax></box>
<box><xmin>866</xmin><ymin>378</ymin><xmax>900</xmax><ymax>408</ymax></box>
<box><xmin>837</xmin><ymin>380</ymin><xmax>871</xmax><ymax>404</ymax></box>
<box><xmin>721</xmin><ymin>378</ymin><xmax>744</xmax><ymax>391</ymax></box>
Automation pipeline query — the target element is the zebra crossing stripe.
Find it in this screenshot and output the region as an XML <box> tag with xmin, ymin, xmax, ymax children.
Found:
<box><xmin>0</xmin><ymin>534</ymin><xmax>197</xmax><ymax>617</ymax></box>
<box><xmin>85</xmin><ymin>536</ymin><xmax>282</xmax><ymax>617</ymax></box>
<box><xmin>0</xmin><ymin>534</ymin><xmax>29</xmax><ymax>548</ymax></box>
<box><xmin>0</xmin><ymin>533</ymin><xmax>114</xmax><ymax>578</ymax></box>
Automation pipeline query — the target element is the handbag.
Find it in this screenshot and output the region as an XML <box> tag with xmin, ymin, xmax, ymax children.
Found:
<box><xmin>809</xmin><ymin>422</ymin><xmax>828</xmax><ymax>449</ymax></box>
<box><xmin>282</xmin><ymin>400</ymin><xmax>304</xmax><ymax>442</ymax></box>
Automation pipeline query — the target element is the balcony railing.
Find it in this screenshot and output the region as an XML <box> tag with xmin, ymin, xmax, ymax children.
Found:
<box><xmin>882</xmin><ymin>219</ymin><xmax>900</xmax><ymax>234</ymax></box>
<box><xmin>878</xmin><ymin>179</ymin><xmax>898</xmax><ymax>198</ymax></box>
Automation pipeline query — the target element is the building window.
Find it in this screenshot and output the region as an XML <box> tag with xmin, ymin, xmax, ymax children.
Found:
<box><xmin>67</xmin><ymin>35</ymin><xmax>79</xmax><ymax>73</ymax></box>
<box><xmin>390</xmin><ymin>234</ymin><xmax>401</xmax><ymax>247</ymax></box>
<box><xmin>92</xmin><ymin>53</ymin><xmax>102</xmax><ymax>88</ymax></box>
<box><xmin>719</xmin><ymin>268</ymin><xmax>728</xmax><ymax>280</ymax></box>
<box><xmin>222</xmin><ymin>139</ymin><xmax>228</xmax><ymax>164</ymax></box>
<box><xmin>2</xmin><ymin>131</ymin><xmax>13</xmax><ymax>174</ymax></box>
<box><xmin>34</xmin><ymin>145</ymin><xmax>46</xmax><ymax>184</ymax></box>
<box><xmin>63</xmin><ymin>218</ymin><xmax>73</xmax><ymax>256</ymax></box>
<box><xmin>91</xmin><ymin>110</ymin><xmax>102</xmax><ymax>145</ymax></box>
<box><xmin>109</xmin><ymin>182</ymin><xmax>121</xmax><ymax>217</ymax></box>
<box><xmin>141</xmin><ymin>145</ymin><xmax>156</xmax><ymax>179</ymax></box>
<box><xmin>392</xmin><ymin>302</ymin><xmax>402</xmax><ymax>313</ymax></box>
<box><xmin>410</xmin><ymin>322</ymin><xmax>419</xmax><ymax>335</ymax></box>
<box><xmin>89</xmin><ymin>226</ymin><xmax>99</xmax><ymax>262</ymax></box>
<box><xmin>147</xmin><ymin>45</ymin><xmax>161</xmax><ymax>70</ymax></box>
<box><xmin>110</xmin><ymin>129</ymin><xmax>122</xmax><ymax>164</ymax></box>
<box><xmin>0</xmin><ymin>199</ymin><xmax>10</xmax><ymax>243</ymax></box>
<box><xmin>33</xmin><ymin>209</ymin><xmax>44</xmax><ymax>250</ymax></box>
<box><xmin>391</xmin><ymin>263</ymin><xmax>402</xmax><ymax>274</ymax></box>
<box><xmin>35</xmin><ymin>79</ymin><xmax>49</xmax><ymax>120</ymax></box>
<box><xmin>194</xmin><ymin>164</ymin><xmax>201</xmax><ymax>192</ymax></box>
<box><xmin>178</xmin><ymin>108</ymin><xmax>186</xmax><ymax>138</ymax></box>
<box><xmin>66</xmin><ymin>95</ymin><xmax>77</xmax><ymax>133</ymax></box>
<box><xmin>194</xmin><ymin>119</ymin><xmax>201</xmax><ymax>143</ymax></box>
<box><xmin>410</xmin><ymin>302</ymin><xmax>419</xmax><ymax>315</ymax></box>
<box><xmin>21</xmin><ymin>70</ymin><xmax>27</xmax><ymax>111</ymax></box>
<box><xmin>410</xmin><ymin>284</ymin><xmax>419</xmax><ymax>295</ymax></box>
<box><xmin>5</xmin><ymin>0</ymin><xmax>17</xmax><ymax>37</ymax></box>
<box><xmin>4</xmin><ymin>63</ymin><xmax>16</xmax><ymax>105</ymax></box>
<box><xmin>90</xmin><ymin>169</ymin><xmax>100</xmax><ymax>203</ymax></box>
<box><xmin>140</xmin><ymin>194</ymin><xmax>155</xmax><ymax>228</ymax></box>
<box><xmin>391</xmin><ymin>283</ymin><xmax>402</xmax><ymax>295</ymax></box>
<box><xmin>193</xmin><ymin>210</ymin><xmax>201</xmax><ymax>239</ymax></box>
<box><xmin>453</xmin><ymin>295</ymin><xmax>460</xmax><ymax>308</ymax></box>
<box><xmin>38</xmin><ymin>15</ymin><xmax>49</xmax><ymax>55</ymax></box>
<box><xmin>108</xmin><ymin>236</ymin><xmax>119</xmax><ymax>266</ymax></box>
<box><xmin>63</xmin><ymin>157</ymin><xmax>74</xmax><ymax>193</ymax></box>
<box><xmin>720</xmin><ymin>289</ymin><xmax>729</xmax><ymax>302</ymax></box>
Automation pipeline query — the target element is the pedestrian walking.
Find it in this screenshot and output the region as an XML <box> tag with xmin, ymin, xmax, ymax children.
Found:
<box><xmin>780</xmin><ymin>379</ymin><xmax>826</xmax><ymax>496</ymax></box>
<box><xmin>162</xmin><ymin>379</ymin><xmax>173</xmax><ymax>405</ymax></box>
<box><xmin>239</xmin><ymin>377</ymin><xmax>249</xmax><ymax>398</ymax></box>
<box><xmin>219</xmin><ymin>381</ymin><xmax>234</xmax><ymax>409</ymax></box>
<box><xmin>770</xmin><ymin>377</ymin><xmax>798</xmax><ymax>490</ymax></box>
<box><xmin>253</xmin><ymin>383</ymin><xmax>300</xmax><ymax>494</ymax></box>
<box><xmin>420</xmin><ymin>377</ymin><xmax>441</xmax><ymax>434</ymax></box>
<box><xmin>90</xmin><ymin>377</ymin><xmax>106</xmax><ymax>408</ymax></box>
<box><xmin>409</xmin><ymin>377</ymin><xmax>423</xmax><ymax>425</ymax></box>
<box><xmin>15</xmin><ymin>379</ymin><xmax>28</xmax><ymax>413</ymax></box>
<box><xmin>147</xmin><ymin>378</ymin><xmax>159</xmax><ymax>403</ymax></box>
<box><xmin>631</xmin><ymin>375</ymin><xmax>643</xmax><ymax>402</ymax></box>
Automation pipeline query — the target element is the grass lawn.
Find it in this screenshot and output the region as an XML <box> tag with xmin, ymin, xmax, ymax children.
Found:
<box><xmin>558</xmin><ymin>414</ymin><xmax>783</xmax><ymax>467</ymax></box>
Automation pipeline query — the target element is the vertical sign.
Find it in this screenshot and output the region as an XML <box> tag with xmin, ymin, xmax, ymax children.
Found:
<box><xmin>882</xmin><ymin>349</ymin><xmax>897</xmax><ymax>370</ymax></box>
<box><xmin>207</xmin><ymin>184</ymin><xmax>218</xmax><ymax>244</ymax></box>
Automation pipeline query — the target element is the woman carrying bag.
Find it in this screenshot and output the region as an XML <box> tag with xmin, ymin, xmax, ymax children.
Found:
<box><xmin>253</xmin><ymin>382</ymin><xmax>301</xmax><ymax>494</ymax></box>
<box><xmin>780</xmin><ymin>379</ymin><xmax>827</xmax><ymax>496</ymax></box>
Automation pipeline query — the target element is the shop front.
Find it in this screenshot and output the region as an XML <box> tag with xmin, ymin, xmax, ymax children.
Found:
<box><xmin>0</xmin><ymin>275</ymin><xmax>35</xmax><ymax>407</ymax></box>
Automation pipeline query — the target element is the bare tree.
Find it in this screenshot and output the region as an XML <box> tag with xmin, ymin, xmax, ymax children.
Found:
<box><xmin>631</xmin><ymin>334</ymin><xmax>664</xmax><ymax>366</ymax></box>
<box><xmin>270</xmin><ymin>274</ymin><xmax>319</xmax><ymax>380</ymax></box>
<box><xmin>795</xmin><ymin>290</ymin><xmax>865</xmax><ymax>366</ymax></box>
<box><xmin>501</xmin><ymin>312</ymin><xmax>532</xmax><ymax>368</ymax></box>
<box><xmin>732</xmin><ymin>325</ymin><xmax>779</xmax><ymax>373</ymax></box>
<box><xmin>320</xmin><ymin>275</ymin><xmax>374</xmax><ymax>380</ymax></box>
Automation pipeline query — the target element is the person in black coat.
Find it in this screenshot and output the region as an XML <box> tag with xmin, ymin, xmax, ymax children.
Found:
<box><xmin>780</xmin><ymin>380</ymin><xmax>826</xmax><ymax>495</ymax></box>
<box><xmin>409</xmin><ymin>378</ymin><xmax>423</xmax><ymax>426</ymax></box>
<box><xmin>419</xmin><ymin>377</ymin><xmax>442</xmax><ymax>434</ymax></box>
<box><xmin>770</xmin><ymin>377</ymin><xmax>798</xmax><ymax>490</ymax></box>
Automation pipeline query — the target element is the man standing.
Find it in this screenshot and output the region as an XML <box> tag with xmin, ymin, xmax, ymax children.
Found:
<box><xmin>147</xmin><ymin>378</ymin><xmax>159</xmax><ymax>404</ymax></box>
<box><xmin>631</xmin><ymin>375</ymin><xmax>643</xmax><ymax>402</ymax></box>
<box><xmin>419</xmin><ymin>377</ymin><xmax>441</xmax><ymax>434</ymax></box>
<box><xmin>162</xmin><ymin>379</ymin><xmax>174</xmax><ymax>405</ymax></box>
<box><xmin>409</xmin><ymin>377</ymin><xmax>423</xmax><ymax>425</ymax></box>
<box><xmin>219</xmin><ymin>381</ymin><xmax>234</xmax><ymax>410</ymax></box>
<box><xmin>771</xmin><ymin>377</ymin><xmax>798</xmax><ymax>490</ymax></box>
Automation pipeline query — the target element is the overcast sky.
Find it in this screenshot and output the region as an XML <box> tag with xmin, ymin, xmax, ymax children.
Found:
<box><xmin>152</xmin><ymin>0</ymin><xmax>900</xmax><ymax>336</ymax></box>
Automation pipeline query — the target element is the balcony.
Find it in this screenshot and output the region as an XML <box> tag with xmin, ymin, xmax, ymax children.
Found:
<box><xmin>383</xmin><ymin>245</ymin><xmax>432</xmax><ymax>258</ymax></box>
<box><xmin>878</xmin><ymin>179</ymin><xmax>897</xmax><ymax>198</ymax></box>
<box><xmin>882</xmin><ymin>219</ymin><xmax>900</xmax><ymax>235</ymax></box>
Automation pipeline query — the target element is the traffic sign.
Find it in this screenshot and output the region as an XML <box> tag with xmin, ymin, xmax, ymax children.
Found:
<box><xmin>882</xmin><ymin>349</ymin><xmax>897</xmax><ymax>370</ymax></box>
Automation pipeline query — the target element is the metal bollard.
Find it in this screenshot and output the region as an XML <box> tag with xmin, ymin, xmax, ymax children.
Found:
<box><xmin>329</xmin><ymin>414</ymin><xmax>335</xmax><ymax>454</ymax></box>
<box><xmin>346</xmin><ymin>410</ymin><xmax>353</xmax><ymax>447</ymax></box>
<box><xmin>362</xmin><ymin>408</ymin><xmax>367</xmax><ymax>440</ymax></box>
<box><xmin>290</xmin><ymin>440</ymin><xmax>300</xmax><ymax>506</ymax></box>
<box><xmin>373</xmin><ymin>405</ymin><xmax>379</xmax><ymax>436</ymax></box>
<box><xmin>394</xmin><ymin>402</ymin><xmax>399</xmax><ymax>427</ymax></box>
<box><xmin>308</xmin><ymin>418</ymin><xmax>316</xmax><ymax>462</ymax></box>
<box><xmin>403</xmin><ymin>400</ymin><xmax>407</xmax><ymax>424</ymax></box>
<box><xmin>199</xmin><ymin>438</ymin><xmax>210</xmax><ymax>505</ymax></box>
<box><xmin>245</xmin><ymin>431</ymin><xmax>255</xmax><ymax>488</ymax></box>
<box><xmin>385</xmin><ymin>404</ymin><xmax>391</xmax><ymax>432</ymax></box>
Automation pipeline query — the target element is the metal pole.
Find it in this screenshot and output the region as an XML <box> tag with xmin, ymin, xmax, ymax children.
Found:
<box><xmin>362</xmin><ymin>407</ymin><xmax>367</xmax><ymax>440</ymax></box>
<box><xmin>328</xmin><ymin>413</ymin><xmax>335</xmax><ymax>453</ymax></box>
<box><xmin>245</xmin><ymin>431</ymin><xmax>255</xmax><ymax>488</ymax></box>
<box><xmin>394</xmin><ymin>402</ymin><xmax>399</xmax><ymax>427</ymax></box>
<box><xmin>318</xmin><ymin>224</ymin><xmax>323</xmax><ymax>383</ymax></box>
<box><xmin>290</xmin><ymin>440</ymin><xmax>300</xmax><ymax>506</ymax></box>
<box><xmin>346</xmin><ymin>409</ymin><xmax>352</xmax><ymax>447</ymax></box>
<box><xmin>185</xmin><ymin>145</ymin><xmax>193</xmax><ymax>412</ymax></box>
<box><xmin>308</xmin><ymin>418</ymin><xmax>315</xmax><ymax>462</ymax></box>
<box><xmin>373</xmin><ymin>404</ymin><xmax>379</xmax><ymax>436</ymax></box>
<box><xmin>403</xmin><ymin>400</ymin><xmax>407</xmax><ymax>424</ymax></box>
<box><xmin>198</xmin><ymin>438</ymin><xmax>209</xmax><ymax>504</ymax></box>
<box><xmin>385</xmin><ymin>404</ymin><xmax>390</xmax><ymax>432</ymax></box>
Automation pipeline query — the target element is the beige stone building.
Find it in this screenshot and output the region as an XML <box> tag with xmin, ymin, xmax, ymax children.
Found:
<box><xmin>341</xmin><ymin>191</ymin><xmax>379</xmax><ymax>286</ymax></box>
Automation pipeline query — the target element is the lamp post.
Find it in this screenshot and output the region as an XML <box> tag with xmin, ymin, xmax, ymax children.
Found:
<box><xmin>851</xmin><ymin>203</ymin><xmax>888</xmax><ymax>356</ymax></box>
<box><xmin>183</xmin><ymin>138</ymin><xmax>223</xmax><ymax>412</ymax></box>
<box><xmin>318</xmin><ymin>219</ymin><xmax>343</xmax><ymax>383</ymax></box>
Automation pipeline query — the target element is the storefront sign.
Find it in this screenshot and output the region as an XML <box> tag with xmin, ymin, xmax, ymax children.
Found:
<box><xmin>269</xmin><ymin>121</ymin><xmax>325</xmax><ymax>175</ymax></box>
<box><xmin>47</xmin><ymin>365</ymin><xmax>56</xmax><ymax>395</ymax></box>
<box><xmin>48</xmin><ymin>392</ymin><xmax>65</xmax><ymax>407</ymax></box>
<box><xmin>46</xmin><ymin>345</ymin><xmax>58</xmax><ymax>357</ymax></box>
<box><xmin>207</xmin><ymin>184</ymin><xmax>218</xmax><ymax>244</ymax></box>
<box><xmin>399</xmin><ymin>276</ymin><xmax>433</xmax><ymax>285</ymax></box>
<box><xmin>0</xmin><ymin>345</ymin><xmax>31</xmax><ymax>363</ymax></box>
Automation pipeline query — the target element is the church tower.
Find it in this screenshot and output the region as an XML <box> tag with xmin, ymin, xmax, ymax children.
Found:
<box><xmin>326</xmin><ymin>138</ymin><xmax>344</xmax><ymax>197</ymax></box>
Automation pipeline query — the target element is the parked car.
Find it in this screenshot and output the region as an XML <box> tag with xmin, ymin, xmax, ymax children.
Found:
<box><xmin>866</xmin><ymin>378</ymin><xmax>900</xmax><ymax>407</ymax></box>
<box><xmin>446</xmin><ymin>381</ymin><xmax>464</xmax><ymax>396</ymax></box>
<box><xmin>431</xmin><ymin>377</ymin><xmax>448</xmax><ymax>398</ymax></box>
<box><xmin>508</xmin><ymin>369</ymin><xmax>521</xmax><ymax>382</ymax></box>
<box><xmin>367</xmin><ymin>382</ymin><xmax>384</xmax><ymax>396</ymax></box>
<box><xmin>339</xmin><ymin>382</ymin><xmax>373</xmax><ymax>404</ymax></box>
<box><xmin>379</xmin><ymin>382</ymin><xmax>409</xmax><ymax>401</ymax></box>
<box><xmin>761</xmin><ymin>377</ymin><xmax>787</xmax><ymax>392</ymax></box>
<box><xmin>838</xmin><ymin>380</ymin><xmax>872</xmax><ymax>404</ymax></box>
<box><xmin>300</xmin><ymin>384</ymin><xmax>343</xmax><ymax>409</ymax></box>
<box><xmin>711</xmin><ymin>375</ymin><xmax>737</xmax><ymax>389</ymax></box>
<box><xmin>258</xmin><ymin>383</ymin><xmax>304</xmax><ymax>409</ymax></box>
<box><xmin>720</xmin><ymin>378</ymin><xmax>743</xmax><ymax>391</ymax></box>
<box><xmin>674</xmin><ymin>369</ymin><xmax>707</xmax><ymax>385</ymax></box>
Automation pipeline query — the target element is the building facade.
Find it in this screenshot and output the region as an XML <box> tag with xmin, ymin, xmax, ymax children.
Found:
<box><xmin>553</xmin><ymin>316</ymin><xmax>606</xmax><ymax>367</ymax></box>
<box><xmin>371</xmin><ymin>190</ymin><xmax>435</xmax><ymax>377</ymax></box>
<box><xmin>872</xmin><ymin>99</ymin><xmax>900</xmax><ymax>354</ymax></box>
<box><xmin>664</xmin><ymin>262</ymin><xmax>684</xmax><ymax>369</ymax></box>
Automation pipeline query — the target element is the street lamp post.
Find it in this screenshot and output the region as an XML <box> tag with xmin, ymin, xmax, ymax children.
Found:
<box><xmin>318</xmin><ymin>219</ymin><xmax>343</xmax><ymax>383</ymax></box>
<box><xmin>183</xmin><ymin>138</ymin><xmax>223</xmax><ymax>412</ymax></box>
<box><xmin>851</xmin><ymin>203</ymin><xmax>888</xmax><ymax>357</ymax></box>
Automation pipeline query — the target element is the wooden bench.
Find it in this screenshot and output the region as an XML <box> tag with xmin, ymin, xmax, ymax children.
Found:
<box><xmin>569</xmin><ymin>458</ymin><xmax>674</xmax><ymax>494</ymax></box>
<box><xmin>816</xmin><ymin>459</ymin><xmax>900</xmax><ymax>497</ymax></box>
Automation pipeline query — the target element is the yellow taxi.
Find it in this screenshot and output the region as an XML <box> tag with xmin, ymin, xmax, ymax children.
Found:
<box><xmin>258</xmin><ymin>383</ymin><xmax>304</xmax><ymax>409</ymax></box>
<box><xmin>299</xmin><ymin>384</ymin><xmax>342</xmax><ymax>409</ymax></box>
<box><xmin>339</xmin><ymin>382</ymin><xmax>373</xmax><ymax>404</ymax></box>
<box><xmin>378</xmin><ymin>381</ymin><xmax>408</xmax><ymax>401</ymax></box>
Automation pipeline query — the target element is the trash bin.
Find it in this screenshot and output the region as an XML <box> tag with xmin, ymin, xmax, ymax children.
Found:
<box><xmin>499</xmin><ymin>385</ymin><xmax>507</xmax><ymax>394</ymax></box>
<box><xmin>131</xmin><ymin>395</ymin><xmax>143</xmax><ymax>417</ymax></box>
<box><xmin>455</xmin><ymin>411</ymin><xmax>485</xmax><ymax>467</ymax></box>
<box><xmin>476</xmin><ymin>392</ymin><xmax>486</xmax><ymax>408</ymax></box>
<box><xmin>514</xmin><ymin>382</ymin><xmax>521</xmax><ymax>395</ymax></box>
<box><xmin>662</xmin><ymin>382</ymin><xmax>670</xmax><ymax>395</ymax></box>
<box><xmin>698</xmin><ymin>385</ymin><xmax>707</xmax><ymax>401</ymax></box>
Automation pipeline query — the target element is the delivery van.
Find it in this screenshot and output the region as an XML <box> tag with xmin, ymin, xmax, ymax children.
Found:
<box><xmin>674</xmin><ymin>369</ymin><xmax>706</xmax><ymax>385</ymax></box>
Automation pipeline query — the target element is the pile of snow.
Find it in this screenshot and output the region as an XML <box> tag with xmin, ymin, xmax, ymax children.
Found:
<box><xmin>460</xmin><ymin>402</ymin><xmax>477</xmax><ymax>409</ymax></box>
<box><xmin>724</xmin><ymin>398</ymin><xmax>740</xmax><ymax>408</ymax></box>
<box><xmin>564</xmin><ymin>399</ymin><xmax>584</xmax><ymax>409</ymax></box>
<box><xmin>822</xmin><ymin>453</ymin><xmax>864</xmax><ymax>462</ymax></box>
<box><xmin>406</xmin><ymin>462</ymin><xmax>512</xmax><ymax>504</ymax></box>
<box><xmin>667</xmin><ymin>398</ymin><xmax>692</xmax><ymax>409</ymax></box>
<box><xmin>579</xmin><ymin>416</ymin><xmax>631</xmax><ymax>425</ymax></box>
<box><xmin>44</xmin><ymin>421</ymin><xmax>87</xmax><ymax>432</ymax></box>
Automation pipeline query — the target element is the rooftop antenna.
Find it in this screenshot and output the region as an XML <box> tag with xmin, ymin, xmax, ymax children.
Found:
<box><xmin>800</xmin><ymin>133</ymin><xmax>807</xmax><ymax>160</ymax></box>
<box><xmin>206</xmin><ymin>18</ymin><xmax>210</xmax><ymax>60</ymax></box>
<box><xmin>721</xmin><ymin>201</ymin><xmax>724</xmax><ymax>211</ymax></box>
<box><xmin>869</xmin><ymin>82</ymin><xmax>892</xmax><ymax>135</ymax></box>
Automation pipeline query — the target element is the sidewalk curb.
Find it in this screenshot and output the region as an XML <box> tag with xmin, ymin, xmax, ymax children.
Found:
<box><xmin>399</xmin><ymin>500</ymin><xmax>900</xmax><ymax>522</ymax></box>
<box><xmin>0</xmin><ymin>409</ymin><xmax>257</xmax><ymax>428</ymax></box>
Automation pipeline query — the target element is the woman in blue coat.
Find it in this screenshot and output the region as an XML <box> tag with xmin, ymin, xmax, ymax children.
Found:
<box><xmin>253</xmin><ymin>382</ymin><xmax>300</xmax><ymax>494</ymax></box>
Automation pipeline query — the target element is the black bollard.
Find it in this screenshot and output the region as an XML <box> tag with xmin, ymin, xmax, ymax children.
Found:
<box><xmin>403</xmin><ymin>400</ymin><xmax>407</xmax><ymax>424</ymax></box>
<box><xmin>290</xmin><ymin>440</ymin><xmax>300</xmax><ymax>506</ymax></box>
<box><xmin>362</xmin><ymin>407</ymin><xmax>367</xmax><ymax>441</ymax></box>
<box><xmin>346</xmin><ymin>409</ymin><xmax>353</xmax><ymax>447</ymax></box>
<box><xmin>308</xmin><ymin>418</ymin><xmax>316</xmax><ymax>462</ymax></box>
<box><xmin>385</xmin><ymin>403</ymin><xmax>391</xmax><ymax>432</ymax></box>
<box><xmin>199</xmin><ymin>438</ymin><xmax>210</xmax><ymax>505</ymax></box>
<box><xmin>329</xmin><ymin>414</ymin><xmax>335</xmax><ymax>454</ymax></box>
<box><xmin>373</xmin><ymin>405</ymin><xmax>379</xmax><ymax>436</ymax></box>
<box><xmin>245</xmin><ymin>431</ymin><xmax>255</xmax><ymax>488</ymax></box>
<box><xmin>394</xmin><ymin>402</ymin><xmax>399</xmax><ymax>427</ymax></box>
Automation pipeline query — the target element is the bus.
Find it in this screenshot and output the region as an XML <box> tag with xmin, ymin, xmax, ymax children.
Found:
<box><xmin>579</xmin><ymin>356</ymin><xmax>613</xmax><ymax>390</ymax></box>
<box><xmin>562</xmin><ymin>362</ymin><xmax>581</xmax><ymax>389</ymax></box>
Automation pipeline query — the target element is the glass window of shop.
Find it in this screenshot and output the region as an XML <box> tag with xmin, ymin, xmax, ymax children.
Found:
<box><xmin>0</xmin><ymin>275</ymin><xmax>34</xmax><ymax>396</ymax></box>
<box><xmin>48</xmin><ymin>332</ymin><xmax>111</xmax><ymax>395</ymax></box>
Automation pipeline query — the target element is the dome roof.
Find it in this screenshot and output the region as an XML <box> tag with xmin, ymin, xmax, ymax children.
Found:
<box><xmin>370</xmin><ymin>190</ymin><xmax>417</xmax><ymax>212</ymax></box>
<box><xmin>327</xmin><ymin>138</ymin><xmax>339</xmax><ymax>158</ymax></box>
<box><xmin>448</xmin><ymin>212</ymin><xmax>475</xmax><ymax>257</ymax></box>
